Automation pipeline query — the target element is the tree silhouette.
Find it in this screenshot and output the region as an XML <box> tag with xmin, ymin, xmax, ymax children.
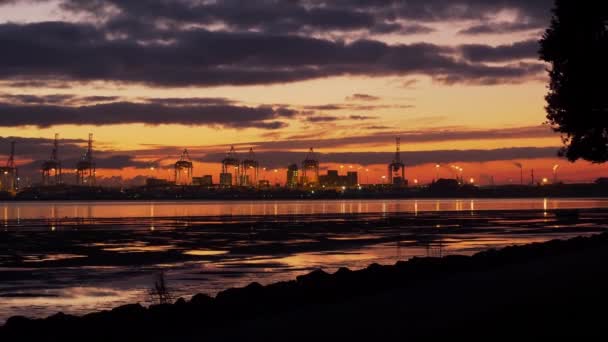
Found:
<box><xmin>539</xmin><ymin>1</ymin><xmax>608</xmax><ymax>162</ymax></box>
<box><xmin>149</xmin><ymin>271</ymin><xmax>174</xmax><ymax>305</ymax></box>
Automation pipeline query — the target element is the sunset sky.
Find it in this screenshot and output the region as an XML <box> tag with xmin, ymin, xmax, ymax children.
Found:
<box><xmin>0</xmin><ymin>0</ymin><xmax>605</xmax><ymax>185</ymax></box>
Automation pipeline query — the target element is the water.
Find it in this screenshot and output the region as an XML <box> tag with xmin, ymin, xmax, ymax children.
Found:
<box><xmin>2</xmin><ymin>198</ymin><xmax>608</xmax><ymax>220</ymax></box>
<box><xmin>1</xmin><ymin>198</ymin><xmax>607</xmax><ymax>323</ymax></box>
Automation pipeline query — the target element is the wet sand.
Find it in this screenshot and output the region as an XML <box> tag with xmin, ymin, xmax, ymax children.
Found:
<box><xmin>3</xmin><ymin>229</ymin><xmax>608</xmax><ymax>340</ymax></box>
<box><xmin>1</xmin><ymin>207</ymin><xmax>607</xmax><ymax>322</ymax></box>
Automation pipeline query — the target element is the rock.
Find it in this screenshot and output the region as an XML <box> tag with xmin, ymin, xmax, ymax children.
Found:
<box><xmin>190</xmin><ymin>293</ymin><xmax>213</xmax><ymax>306</ymax></box>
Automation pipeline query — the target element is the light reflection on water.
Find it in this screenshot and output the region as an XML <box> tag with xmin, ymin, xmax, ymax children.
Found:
<box><xmin>1</xmin><ymin>198</ymin><xmax>608</xmax><ymax>323</ymax></box>
<box><xmin>0</xmin><ymin>198</ymin><xmax>607</xmax><ymax>221</ymax></box>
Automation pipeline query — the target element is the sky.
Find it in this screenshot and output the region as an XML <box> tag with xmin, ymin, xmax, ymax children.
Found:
<box><xmin>0</xmin><ymin>0</ymin><xmax>605</xmax><ymax>186</ymax></box>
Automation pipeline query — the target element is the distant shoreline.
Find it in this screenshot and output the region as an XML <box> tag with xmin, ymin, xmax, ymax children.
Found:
<box><xmin>4</xmin><ymin>181</ymin><xmax>608</xmax><ymax>201</ymax></box>
<box><xmin>3</xmin><ymin>230</ymin><xmax>608</xmax><ymax>340</ymax></box>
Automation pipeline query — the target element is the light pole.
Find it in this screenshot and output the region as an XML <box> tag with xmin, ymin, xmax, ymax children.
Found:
<box><xmin>365</xmin><ymin>169</ymin><xmax>369</xmax><ymax>184</ymax></box>
<box><xmin>435</xmin><ymin>164</ymin><xmax>440</xmax><ymax>181</ymax></box>
<box><xmin>553</xmin><ymin>164</ymin><xmax>560</xmax><ymax>183</ymax></box>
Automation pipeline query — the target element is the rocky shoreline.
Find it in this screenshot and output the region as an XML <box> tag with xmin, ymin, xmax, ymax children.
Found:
<box><xmin>3</xmin><ymin>231</ymin><xmax>608</xmax><ymax>340</ymax></box>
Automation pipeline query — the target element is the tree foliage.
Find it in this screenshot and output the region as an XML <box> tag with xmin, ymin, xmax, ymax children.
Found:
<box><xmin>540</xmin><ymin>1</ymin><xmax>608</xmax><ymax>162</ymax></box>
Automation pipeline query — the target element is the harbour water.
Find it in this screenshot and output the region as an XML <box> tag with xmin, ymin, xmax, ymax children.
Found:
<box><xmin>3</xmin><ymin>198</ymin><xmax>608</xmax><ymax>221</ymax></box>
<box><xmin>1</xmin><ymin>198</ymin><xmax>607</xmax><ymax>323</ymax></box>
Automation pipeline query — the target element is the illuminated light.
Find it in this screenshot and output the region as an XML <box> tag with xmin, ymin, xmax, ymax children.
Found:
<box><xmin>311</xmin><ymin>190</ymin><xmax>315</xmax><ymax>194</ymax></box>
<box><xmin>341</xmin><ymin>186</ymin><xmax>346</xmax><ymax>190</ymax></box>
<box><xmin>414</xmin><ymin>179</ymin><xmax>419</xmax><ymax>184</ymax></box>
<box><xmin>435</xmin><ymin>164</ymin><xmax>440</xmax><ymax>168</ymax></box>
<box><xmin>469</xmin><ymin>178</ymin><xmax>475</xmax><ymax>184</ymax></box>
<box><xmin>542</xmin><ymin>178</ymin><xmax>549</xmax><ymax>184</ymax></box>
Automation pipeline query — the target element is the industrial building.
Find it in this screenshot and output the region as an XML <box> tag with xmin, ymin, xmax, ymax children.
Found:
<box><xmin>0</xmin><ymin>141</ymin><xmax>18</xmax><ymax>192</ymax></box>
<box><xmin>286</xmin><ymin>164</ymin><xmax>300</xmax><ymax>188</ymax></box>
<box><xmin>3</xmin><ymin>137</ymin><xmax>423</xmax><ymax>195</ymax></box>
<box><xmin>241</xmin><ymin>148</ymin><xmax>259</xmax><ymax>187</ymax></box>
<box><xmin>174</xmin><ymin>149</ymin><xmax>194</xmax><ymax>185</ymax></box>
<box><xmin>41</xmin><ymin>134</ymin><xmax>62</xmax><ymax>186</ymax></box>
<box><xmin>220</xmin><ymin>173</ymin><xmax>233</xmax><ymax>187</ymax></box>
<box><xmin>221</xmin><ymin>146</ymin><xmax>240</xmax><ymax>187</ymax></box>
<box><xmin>388</xmin><ymin>137</ymin><xmax>406</xmax><ymax>187</ymax></box>
<box><xmin>76</xmin><ymin>134</ymin><xmax>96</xmax><ymax>186</ymax></box>
<box><xmin>146</xmin><ymin>178</ymin><xmax>174</xmax><ymax>187</ymax></box>
<box><xmin>193</xmin><ymin>175</ymin><xmax>213</xmax><ymax>186</ymax></box>
<box><xmin>301</xmin><ymin>148</ymin><xmax>319</xmax><ymax>186</ymax></box>
<box><xmin>319</xmin><ymin>170</ymin><xmax>358</xmax><ymax>188</ymax></box>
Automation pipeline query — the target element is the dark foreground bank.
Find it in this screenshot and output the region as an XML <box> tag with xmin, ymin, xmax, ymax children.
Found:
<box><xmin>3</xmin><ymin>232</ymin><xmax>608</xmax><ymax>341</ymax></box>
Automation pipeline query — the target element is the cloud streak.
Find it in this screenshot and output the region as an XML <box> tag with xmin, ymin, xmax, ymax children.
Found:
<box><xmin>220</xmin><ymin>125</ymin><xmax>558</xmax><ymax>151</ymax></box>
<box><xmin>0</xmin><ymin>97</ymin><xmax>297</xmax><ymax>129</ymax></box>
<box><xmin>198</xmin><ymin>147</ymin><xmax>561</xmax><ymax>168</ymax></box>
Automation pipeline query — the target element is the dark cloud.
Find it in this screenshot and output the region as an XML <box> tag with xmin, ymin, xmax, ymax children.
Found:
<box><xmin>460</xmin><ymin>40</ymin><xmax>540</xmax><ymax>62</ymax></box>
<box><xmin>349</xmin><ymin>115</ymin><xmax>377</xmax><ymax>120</ymax></box>
<box><xmin>0</xmin><ymin>136</ymin><xmax>86</xmax><ymax>160</ymax></box>
<box><xmin>0</xmin><ymin>98</ymin><xmax>297</xmax><ymax>129</ymax></box>
<box><xmin>1</xmin><ymin>80</ymin><xmax>73</xmax><ymax>89</ymax></box>
<box><xmin>346</xmin><ymin>94</ymin><xmax>381</xmax><ymax>101</ymax></box>
<box><xmin>301</xmin><ymin>114</ymin><xmax>377</xmax><ymax>122</ymax></box>
<box><xmin>434</xmin><ymin>62</ymin><xmax>545</xmax><ymax>85</ymax></box>
<box><xmin>79</xmin><ymin>96</ymin><xmax>122</xmax><ymax>103</ymax></box>
<box><xmin>303</xmin><ymin>104</ymin><xmax>346</xmax><ymax>111</ymax></box>
<box><xmin>0</xmin><ymin>20</ymin><xmax>546</xmax><ymax>87</ymax></box>
<box><xmin>302</xmin><ymin>103</ymin><xmax>413</xmax><ymax>112</ymax></box>
<box><xmin>0</xmin><ymin>93</ymin><xmax>76</xmax><ymax>105</ymax></box>
<box><xmin>54</xmin><ymin>0</ymin><xmax>552</xmax><ymax>34</ymax></box>
<box><xmin>365</xmin><ymin>125</ymin><xmax>393</xmax><ymax>130</ymax></box>
<box><xmin>459</xmin><ymin>21</ymin><xmax>544</xmax><ymax>35</ymax></box>
<box><xmin>223</xmin><ymin>125</ymin><xmax>557</xmax><ymax>151</ymax></box>
<box><xmin>198</xmin><ymin>147</ymin><xmax>561</xmax><ymax>169</ymax></box>
<box><xmin>23</xmin><ymin>155</ymin><xmax>150</xmax><ymax>170</ymax></box>
<box><xmin>306</xmin><ymin>115</ymin><xmax>340</xmax><ymax>123</ymax></box>
<box><xmin>371</xmin><ymin>23</ymin><xmax>436</xmax><ymax>35</ymax></box>
<box><xmin>55</xmin><ymin>0</ymin><xmax>439</xmax><ymax>36</ymax></box>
